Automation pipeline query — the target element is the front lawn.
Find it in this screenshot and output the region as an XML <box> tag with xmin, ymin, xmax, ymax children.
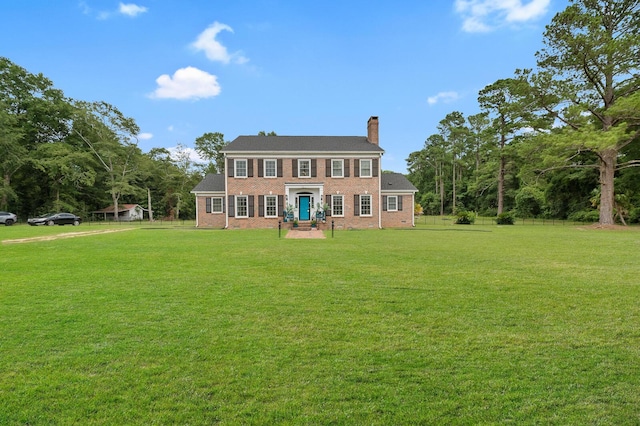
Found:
<box><xmin>1</xmin><ymin>224</ymin><xmax>639</xmax><ymax>424</ymax></box>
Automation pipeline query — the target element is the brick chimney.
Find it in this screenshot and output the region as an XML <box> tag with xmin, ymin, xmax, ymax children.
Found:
<box><xmin>367</xmin><ymin>116</ymin><xmax>379</xmax><ymax>145</ymax></box>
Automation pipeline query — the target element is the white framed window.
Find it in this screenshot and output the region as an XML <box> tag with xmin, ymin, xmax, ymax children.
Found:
<box><xmin>332</xmin><ymin>195</ymin><xmax>344</xmax><ymax>217</ymax></box>
<box><xmin>360</xmin><ymin>194</ymin><xmax>372</xmax><ymax>216</ymax></box>
<box><xmin>265</xmin><ymin>195</ymin><xmax>277</xmax><ymax>218</ymax></box>
<box><xmin>264</xmin><ymin>159</ymin><xmax>276</xmax><ymax>178</ymax></box>
<box><xmin>235</xmin><ymin>159</ymin><xmax>248</xmax><ymax>178</ymax></box>
<box><xmin>331</xmin><ymin>159</ymin><xmax>344</xmax><ymax>178</ymax></box>
<box><xmin>387</xmin><ymin>195</ymin><xmax>398</xmax><ymax>212</ymax></box>
<box><xmin>236</xmin><ymin>195</ymin><xmax>248</xmax><ymax>218</ymax></box>
<box><xmin>298</xmin><ymin>159</ymin><xmax>311</xmax><ymax>178</ymax></box>
<box><xmin>360</xmin><ymin>159</ymin><xmax>372</xmax><ymax>178</ymax></box>
<box><xmin>211</xmin><ymin>197</ymin><xmax>223</xmax><ymax>213</ymax></box>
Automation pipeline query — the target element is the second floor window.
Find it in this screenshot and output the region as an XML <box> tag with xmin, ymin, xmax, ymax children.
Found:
<box><xmin>299</xmin><ymin>159</ymin><xmax>311</xmax><ymax>177</ymax></box>
<box><xmin>360</xmin><ymin>159</ymin><xmax>372</xmax><ymax>178</ymax></box>
<box><xmin>235</xmin><ymin>159</ymin><xmax>248</xmax><ymax>178</ymax></box>
<box><xmin>332</xmin><ymin>159</ymin><xmax>344</xmax><ymax>178</ymax></box>
<box><xmin>264</xmin><ymin>159</ymin><xmax>276</xmax><ymax>177</ymax></box>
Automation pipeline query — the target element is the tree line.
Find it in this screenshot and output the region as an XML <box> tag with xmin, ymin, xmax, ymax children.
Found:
<box><xmin>407</xmin><ymin>0</ymin><xmax>640</xmax><ymax>225</ymax></box>
<box><xmin>0</xmin><ymin>57</ymin><xmax>232</xmax><ymax>222</ymax></box>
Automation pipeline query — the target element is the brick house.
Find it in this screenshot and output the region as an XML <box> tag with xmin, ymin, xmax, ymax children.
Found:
<box><xmin>191</xmin><ymin>117</ymin><xmax>417</xmax><ymax>229</ymax></box>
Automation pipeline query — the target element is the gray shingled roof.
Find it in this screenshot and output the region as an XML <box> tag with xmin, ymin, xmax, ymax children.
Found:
<box><xmin>381</xmin><ymin>173</ymin><xmax>418</xmax><ymax>192</ymax></box>
<box><xmin>191</xmin><ymin>174</ymin><xmax>225</xmax><ymax>192</ymax></box>
<box><xmin>222</xmin><ymin>136</ymin><xmax>384</xmax><ymax>153</ymax></box>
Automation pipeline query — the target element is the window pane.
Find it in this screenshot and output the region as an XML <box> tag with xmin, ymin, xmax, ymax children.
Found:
<box><xmin>212</xmin><ymin>197</ymin><xmax>223</xmax><ymax>213</ymax></box>
<box><xmin>332</xmin><ymin>160</ymin><xmax>343</xmax><ymax>177</ymax></box>
<box><xmin>333</xmin><ymin>195</ymin><xmax>343</xmax><ymax>216</ymax></box>
<box><xmin>388</xmin><ymin>196</ymin><xmax>397</xmax><ymax>211</ymax></box>
<box><xmin>236</xmin><ymin>160</ymin><xmax>247</xmax><ymax>177</ymax></box>
<box><xmin>299</xmin><ymin>160</ymin><xmax>310</xmax><ymax>177</ymax></box>
<box><xmin>360</xmin><ymin>159</ymin><xmax>372</xmax><ymax>177</ymax></box>
<box><xmin>265</xmin><ymin>160</ymin><xmax>276</xmax><ymax>177</ymax></box>
<box><xmin>266</xmin><ymin>196</ymin><xmax>277</xmax><ymax>217</ymax></box>
<box><xmin>361</xmin><ymin>195</ymin><xmax>371</xmax><ymax>215</ymax></box>
<box><xmin>237</xmin><ymin>196</ymin><xmax>248</xmax><ymax>217</ymax></box>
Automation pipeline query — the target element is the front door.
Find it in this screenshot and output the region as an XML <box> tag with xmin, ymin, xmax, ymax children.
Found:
<box><xmin>299</xmin><ymin>196</ymin><xmax>311</xmax><ymax>221</ymax></box>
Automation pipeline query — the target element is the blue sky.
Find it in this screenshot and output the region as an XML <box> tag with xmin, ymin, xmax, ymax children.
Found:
<box><xmin>2</xmin><ymin>0</ymin><xmax>569</xmax><ymax>173</ymax></box>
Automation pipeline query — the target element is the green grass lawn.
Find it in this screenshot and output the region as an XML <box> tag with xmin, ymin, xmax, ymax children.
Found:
<box><xmin>1</xmin><ymin>223</ymin><xmax>639</xmax><ymax>424</ymax></box>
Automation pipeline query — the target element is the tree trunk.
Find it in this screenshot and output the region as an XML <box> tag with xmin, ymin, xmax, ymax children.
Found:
<box><xmin>112</xmin><ymin>193</ymin><xmax>120</xmax><ymax>222</ymax></box>
<box><xmin>599</xmin><ymin>148</ymin><xmax>617</xmax><ymax>225</ymax></box>
<box><xmin>147</xmin><ymin>188</ymin><xmax>153</xmax><ymax>221</ymax></box>
<box><xmin>497</xmin><ymin>155</ymin><xmax>505</xmax><ymax>215</ymax></box>
<box><xmin>1</xmin><ymin>173</ymin><xmax>10</xmax><ymax>209</ymax></box>
<box><xmin>439</xmin><ymin>163</ymin><xmax>444</xmax><ymax>216</ymax></box>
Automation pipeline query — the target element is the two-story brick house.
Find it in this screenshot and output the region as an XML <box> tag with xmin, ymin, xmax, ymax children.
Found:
<box><xmin>191</xmin><ymin>117</ymin><xmax>417</xmax><ymax>229</ymax></box>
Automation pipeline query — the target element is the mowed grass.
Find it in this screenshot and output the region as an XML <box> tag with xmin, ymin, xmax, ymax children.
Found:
<box><xmin>1</xmin><ymin>223</ymin><xmax>639</xmax><ymax>424</ymax></box>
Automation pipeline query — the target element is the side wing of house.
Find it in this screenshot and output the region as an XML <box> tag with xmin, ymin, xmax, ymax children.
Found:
<box><xmin>191</xmin><ymin>174</ymin><xmax>227</xmax><ymax>228</ymax></box>
<box><xmin>380</xmin><ymin>173</ymin><xmax>418</xmax><ymax>228</ymax></box>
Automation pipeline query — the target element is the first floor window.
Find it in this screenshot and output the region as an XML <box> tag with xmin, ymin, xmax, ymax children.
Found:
<box><xmin>332</xmin><ymin>195</ymin><xmax>344</xmax><ymax>217</ymax></box>
<box><xmin>265</xmin><ymin>195</ymin><xmax>277</xmax><ymax>217</ymax></box>
<box><xmin>208</xmin><ymin>197</ymin><xmax>223</xmax><ymax>213</ymax></box>
<box><xmin>236</xmin><ymin>196</ymin><xmax>248</xmax><ymax>218</ymax></box>
<box><xmin>360</xmin><ymin>194</ymin><xmax>372</xmax><ymax>216</ymax></box>
<box><xmin>387</xmin><ymin>195</ymin><xmax>398</xmax><ymax>211</ymax></box>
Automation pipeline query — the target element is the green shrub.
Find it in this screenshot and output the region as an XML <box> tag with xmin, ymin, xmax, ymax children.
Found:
<box><xmin>495</xmin><ymin>212</ymin><xmax>515</xmax><ymax>225</ymax></box>
<box><xmin>567</xmin><ymin>209</ymin><xmax>600</xmax><ymax>222</ymax></box>
<box><xmin>455</xmin><ymin>210</ymin><xmax>475</xmax><ymax>225</ymax></box>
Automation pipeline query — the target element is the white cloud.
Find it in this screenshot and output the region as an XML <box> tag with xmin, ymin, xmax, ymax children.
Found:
<box><xmin>427</xmin><ymin>91</ymin><xmax>460</xmax><ymax>105</ymax></box>
<box><xmin>150</xmin><ymin>67</ymin><xmax>221</xmax><ymax>100</ymax></box>
<box><xmin>191</xmin><ymin>21</ymin><xmax>249</xmax><ymax>64</ymax></box>
<box><xmin>455</xmin><ymin>0</ymin><xmax>550</xmax><ymax>32</ymax></box>
<box><xmin>119</xmin><ymin>3</ymin><xmax>148</xmax><ymax>17</ymax></box>
<box><xmin>137</xmin><ymin>132</ymin><xmax>153</xmax><ymax>140</ymax></box>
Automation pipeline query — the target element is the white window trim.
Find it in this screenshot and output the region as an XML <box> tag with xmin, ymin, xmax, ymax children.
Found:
<box><xmin>264</xmin><ymin>159</ymin><xmax>277</xmax><ymax>178</ymax></box>
<box><xmin>236</xmin><ymin>195</ymin><xmax>248</xmax><ymax>218</ymax></box>
<box><xmin>298</xmin><ymin>159</ymin><xmax>311</xmax><ymax>178</ymax></box>
<box><xmin>332</xmin><ymin>194</ymin><xmax>344</xmax><ymax>217</ymax></box>
<box><xmin>387</xmin><ymin>195</ymin><xmax>398</xmax><ymax>212</ymax></box>
<box><xmin>331</xmin><ymin>159</ymin><xmax>344</xmax><ymax>178</ymax></box>
<box><xmin>211</xmin><ymin>197</ymin><xmax>223</xmax><ymax>214</ymax></box>
<box><xmin>360</xmin><ymin>194</ymin><xmax>372</xmax><ymax>217</ymax></box>
<box><xmin>360</xmin><ymin>159</ymin><xmax>372</xmax><ymax>178</ymax></box>
<box><xmin>265</xmin><ymin>195</ymin><xmax>278</xmax><ymax>218</ymax></box>
<box><xmin>235</xmin><ymin>159</ymin><xmax>248</xmax><ymax>178</ymax></box>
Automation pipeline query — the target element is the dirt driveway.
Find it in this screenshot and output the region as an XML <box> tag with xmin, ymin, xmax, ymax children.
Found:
<box><xmin>2</xmin><ymin>228</ymin><xmax>135</xmax><ymax>244</ymax></box>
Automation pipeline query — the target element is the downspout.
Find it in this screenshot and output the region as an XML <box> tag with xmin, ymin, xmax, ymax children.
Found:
<box><xmin>378</xmin><ymin>153</ymin><xmax>383</xmax><ymax>229</ymax></box>
<box><xmin>224</xmin><ymin>153</ymin><xmax>229</xmax><ymax>229</ymax></box>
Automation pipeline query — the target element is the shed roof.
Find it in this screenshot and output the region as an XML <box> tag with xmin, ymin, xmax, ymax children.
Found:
<box><xmin>191</xmin><ymin>173</ymin><xmax>225</xmax><ymax>192</ymax></box>
<box><xmin>381</xmin><ymin>173</ymin><xmax>418</xmax><ymax>192</ymax></box>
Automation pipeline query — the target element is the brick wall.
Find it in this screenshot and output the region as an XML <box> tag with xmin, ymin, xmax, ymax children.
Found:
<box><xmin>226</xmin><ymin>156</ymin><xmax>381</xmax><ymax>229</ymax></box>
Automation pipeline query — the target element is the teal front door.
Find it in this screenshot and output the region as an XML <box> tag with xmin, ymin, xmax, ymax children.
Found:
<box><xmin>299</xmin><ymin>196</ymin><xmax>311</xmax><ymax>221</ymax></box>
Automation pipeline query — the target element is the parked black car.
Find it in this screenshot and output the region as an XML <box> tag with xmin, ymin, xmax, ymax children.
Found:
<box><xmin>0</xmin><ymin>211</ymin><xmax>17</xmax><ymax>226</ymax></box>
<box><xmin>28</xmin><ymin>213</ymin><xmax>82</xmax><ymax>226</ymax></box>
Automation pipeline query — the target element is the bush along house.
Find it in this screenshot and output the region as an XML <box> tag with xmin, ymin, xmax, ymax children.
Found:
<box><xmin>191</xmin><ymin>116</ymin><xmax>418</xmax><ymax>229</ymax></box>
